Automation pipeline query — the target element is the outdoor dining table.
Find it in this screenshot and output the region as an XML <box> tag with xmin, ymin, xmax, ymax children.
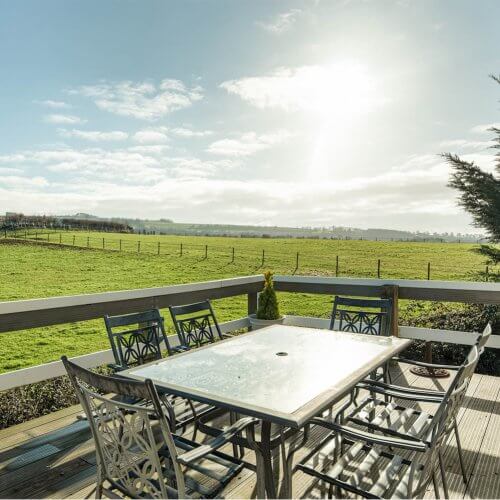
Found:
<box><xmin>122</xmin><ymin>324</ymin><xmax>411</xmax><ymax>498</ymax></box>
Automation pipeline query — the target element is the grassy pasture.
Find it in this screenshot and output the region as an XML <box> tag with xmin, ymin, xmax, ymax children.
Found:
<box><xmin>0</xmin><ymin>232</ymin><xmax>491</xmax><ymax>373</ymax></box>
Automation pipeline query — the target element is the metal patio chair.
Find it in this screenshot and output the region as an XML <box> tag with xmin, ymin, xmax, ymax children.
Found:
<box><xmin>169</xmin><ymin>300</ymin><xmax>227</xmax><ymax>350</ymax></box>
<box><xmin>104</xmin><ymin>309</ymin><xmax>214</xmax><ymax>435</ymax></box>
<box><xmin>296</xmin><ymin>344</ymin><xmax>479</xmax><ymax>499</ymax></box>
<box><xmin>104</xmin><ymin>309</ymin><xmax>172</xmax><ymax>371</ymax></box>
<box><xmin>338</xmin><ymin>323</ymin><xmax>492</xmax><ymax>492</ymax></box>
<box><xmin>330</xmin><ymin>296</ymin><xmax>393</xmax><ymax>382</ymax></box>
<box><xmin>62</xmin><ymin>356</ymin><xmax>258</xmax><ymax>499</ymax></box>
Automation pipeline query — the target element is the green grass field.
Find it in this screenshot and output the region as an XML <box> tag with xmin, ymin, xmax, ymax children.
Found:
<box><xmin>0</xmin><ymin>232</ymin><xmax>493</xmax><ymax>373</ymax></box>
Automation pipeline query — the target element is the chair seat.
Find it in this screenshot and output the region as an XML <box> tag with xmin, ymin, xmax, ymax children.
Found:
<box><xmin>297</xmin><ymin>434</ymin><xmax>423</xmax><ymax>499</ymax></box>
<box><xmin>160</xmin><ymin>434</ymin><xmax>245</xmax><ymax>498</ymax></box>
<box><xmin>345</xmin><ymin>396</ymin><xmax>434</xmax><ymax>441</ymax></box>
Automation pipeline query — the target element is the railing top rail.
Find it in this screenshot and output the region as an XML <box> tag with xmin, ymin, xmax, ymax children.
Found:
<box><xmin>0</xmin><ymin>275</ymin><xmax>263</xmax><ymax>314</ymax></box>
<box><xmin>274</xmin><ymin>275</ymin><xmax>500</xmax><ymax>304</ymax></box>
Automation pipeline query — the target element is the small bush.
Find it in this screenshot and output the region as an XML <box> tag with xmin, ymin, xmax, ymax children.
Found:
<box><xmin>400</xmin><ymin>302</ymin><xmax>499</xmax><ymax>375</ymax></box>
<box><xmin>0</xmin><ymin>375</ymin><xmax>78</xmax><ymax>429</ymax></box>
<box><xmin>256</xmin><ymin>271</ymin><xmax>281</xmax><ymax>320</ymax></box>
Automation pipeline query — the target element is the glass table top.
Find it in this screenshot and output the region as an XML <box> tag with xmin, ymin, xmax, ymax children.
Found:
<box><xmin>128</xmin><ymin>325</ymin><xmax>409</xmax><ymax>425</ymax></box>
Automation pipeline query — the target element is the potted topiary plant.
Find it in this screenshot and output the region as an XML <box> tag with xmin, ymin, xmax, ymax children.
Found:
<box><xmin>249</xmin><ymin>271</ymin><xmax>285</xmax><ymax>329</ymax></box>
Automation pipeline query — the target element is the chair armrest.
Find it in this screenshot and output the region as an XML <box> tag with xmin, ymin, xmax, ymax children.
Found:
<box><xmin>177</xmin><ymin>417</ymin><xmax>258</xmax><ymax>465</ymax></box>
<box><xmin>356</xmin><ymin>382</ymin><xmax>444</xmax><ymax>403</ymax></box>
<box><xmin>107</xmin><ymin>363</ymin><xmax>125</xmax><ymax>372</ymax></box>
<box><xmin>393</xmin><ymin>357</ymin><xmax>461</xmax><ymax>371</ymax></box>
<box><xmin>310</xmin><ymin>417</ymin><xmax>428</xmax><ymax>452</ymax></box>
<box><xmin>359</xmin><ymin>379</ymin><xmax>446</xmax><ymax>398</ymax></box>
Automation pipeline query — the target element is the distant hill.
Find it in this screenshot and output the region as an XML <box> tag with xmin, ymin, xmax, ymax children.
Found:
<box><xmin>1</xmin><ymin>211</ymin><xmax>483</xmax><ymax>242</ymax></box>
<box><xmin>57</xmin><ymin>214</ymin><xmax>483</xmax><ymax>243</ymax></box>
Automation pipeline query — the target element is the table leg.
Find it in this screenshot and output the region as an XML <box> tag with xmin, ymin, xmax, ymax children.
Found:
<box><xmin>261</xmin><ymin>421</ymin><xmax>278</xmax><ymax>498</ymax></box>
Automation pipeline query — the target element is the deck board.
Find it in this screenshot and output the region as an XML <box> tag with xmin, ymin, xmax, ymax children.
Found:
<box><xmin>0</xmin><ymin>367</ymin><xmax>498</xmax><ymax>499</ymax></box>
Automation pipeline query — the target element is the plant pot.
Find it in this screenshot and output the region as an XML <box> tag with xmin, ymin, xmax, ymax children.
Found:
<box><xmin>248</xmin><ymin>314</ymin><xmax>285</xmax><ymax>330</ymax></box>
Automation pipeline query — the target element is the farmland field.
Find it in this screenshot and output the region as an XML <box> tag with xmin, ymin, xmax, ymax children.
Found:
<box><xmin>0</xmin><ymin>232</ymin><xmax>494</xmax><ymax>373</ymax></box>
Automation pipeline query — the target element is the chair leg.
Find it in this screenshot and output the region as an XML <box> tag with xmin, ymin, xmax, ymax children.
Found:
<box><xmin>438</xmin><ymin>450</ymin><xmax>449</xmax><ymax>499</ymax></box>
<box><xmin>432</xmin><ymin>472</ymin><xmax>440</xmax><ymax>499</ymax></box>
<box><xmin>95</xmin><ymin>465</ymin><xmax>104</xmax><ymax>499</ymax></box>
<box><xmin>454</xmin><ymin>419</ymin><xmax>468</xmax><ymax>484</ymax></box>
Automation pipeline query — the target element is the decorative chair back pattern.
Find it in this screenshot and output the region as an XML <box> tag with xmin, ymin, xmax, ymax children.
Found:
<box><xmin>330</xmin><ymin>296</ymin><xmax>392</xmax><ymax>336</ymax></box>
<box><xmin>104</xmin><ymin>310</ymin><xmax>172</xmax><ymax>370</ymax></box>
<box><xmin>62</xmin><ymin>356</ymin><xmax>185</xmax><ymax>498</ymax></box>
<box><xmin>169</xmin><ymin>300</ymin><xmax>223</xmax><ymax>348</ymax></box>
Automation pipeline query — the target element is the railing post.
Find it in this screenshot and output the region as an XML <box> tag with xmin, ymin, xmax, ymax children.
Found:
<box><xmin>427</xmin><ymin>262</ymin><xmax>431</xmax><ymax>280</ymax></box>
<box><xmin>87</xmin><ymin>236</ymin><xmax>90</xmax><ymax>248</ymax></box>
<box><xmin>231</xmin><ymin>247</ymin><xmax>235</xmax><ymax>263</ymax></box>
<box><xmin>377</xmin><ymin>259</ymin><xmax>381</xmax><ymax>279</ymax></box>
<box><xmin>119</xmin><ymin>239</ymin><xmax>122</xmax><ymax>251</ymax></box>
<box><xmin>261</xmin><ymin>249</ymin><xmax>265</xmax><ymax>267</ymax></box>
<box><xmin>205</xmin><ymin>244</ymin><xmax>208</xmax><ymax>259</ymax></box>
<box><xmin>158</xmin><ymin>242</ymin><xmax>160</xmax><ymax>255</ymax></box>
<box><xmin>382</xmin><ymin>285</ymin><xmax>399</xmax><ymax>337</ymax></box>
<box><xmin>72</xmin><ymin>235</ymin><xmax>75</xmax><ymax>246</ymax></box>
<box><xmin>102</xmin><ymin>237</ymin><xmax>105</xmax><ymax>249</ymax></box>
<box><xmin>137</xmin><ymin>241</ymin><xmax>140</xmax><ymax>253</ymax></box>
<box><xmin>180</xmin><ymin>243</ymin><xmax>183</xmax><ymax>256</ymax></box>
<box><xmin>335</xmin><ymin>255</ymin><xmax>339</xmax><ymax>277</ymax></box>
<box><xmin>59</xmin><ymin>233</ymin><xmax>62</xmax><ymax>244</ymax></box>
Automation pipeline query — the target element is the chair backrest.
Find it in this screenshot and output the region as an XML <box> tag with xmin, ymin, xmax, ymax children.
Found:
<box><xmin>104</xmin><ymin>309</ymin><xmax>172</xmax><ymax>370</ymax></box>
<box><xmin>410</xmin><ymin>344</ymin><xmax>479</xmax><ymax>497</ymax></box>
<box><xmin>330</xmin><ymin>296</ymin><xmax>392</xmax><ymax>336</ymax></box>
<box><xmin>62</xmin><ymin>356</ymin><xmax>185</xmax><ymax>498</ymax></box>
<box><xmin>169</xmin><ymin>300</ymin><xmax>223</xmax><ymax>348</ymax></box>
<box><xmin>476</xmin><ymin>322</ymin><xmax>492</xmax><ymax>354</ymax></box>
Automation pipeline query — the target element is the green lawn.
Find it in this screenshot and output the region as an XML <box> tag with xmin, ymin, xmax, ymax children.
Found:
<box><xmin>0</xmin><ymin>233</ymin><xmax>492</xmax><ymax>373</ymax></box>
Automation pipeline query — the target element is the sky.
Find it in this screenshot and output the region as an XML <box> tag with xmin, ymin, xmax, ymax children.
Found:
<box><xmin>0</xmin><ymin>0</ymin><xmax>498</xmax><ymax>233</ymax></box>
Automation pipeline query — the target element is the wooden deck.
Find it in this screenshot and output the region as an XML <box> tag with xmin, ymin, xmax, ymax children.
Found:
<box><xmin>0</xmin><ymin>364</ymin><xmax>499</xmax><ymax>499</ymax></box>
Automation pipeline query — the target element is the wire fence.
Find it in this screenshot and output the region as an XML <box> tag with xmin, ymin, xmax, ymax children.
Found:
<box><xmin>4</xmin><ymin>230</ymin><xmax>496</xmax><ymax>281</ymax></box>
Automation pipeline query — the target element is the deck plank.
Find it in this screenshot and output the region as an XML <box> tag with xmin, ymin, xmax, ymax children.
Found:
<box><xmin>0</xmin><ymin>366</ymin><xmax>498</xmax><ymax>499</ymax></box>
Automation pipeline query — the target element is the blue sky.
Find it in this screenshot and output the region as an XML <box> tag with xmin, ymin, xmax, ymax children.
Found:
<box><xmin>0</xmin><ymin>0</ymin><xmax>498</xmax><ymax>233</ymax></box>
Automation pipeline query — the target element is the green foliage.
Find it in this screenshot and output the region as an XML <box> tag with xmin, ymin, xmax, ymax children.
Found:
<box><xmin>400</xmin><ymin>302</ymin><xmax>499</xmax><ymax>375</ymax></box>
<box><xmin>256</xmin><ymin>271</ymin><xmax>281</xmax><ymax>320</ymax></box>
<box><xmin>444</xmin><ymin>73</ymin><xmax>500</xmax><ymax>275</ymax></box>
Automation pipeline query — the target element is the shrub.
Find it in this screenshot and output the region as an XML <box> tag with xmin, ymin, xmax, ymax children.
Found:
<box><xmin>256</xmin><ymin>271</ymin><xmax>281</xmax><ymax>320</ymax></box>
<box><xmin>400</xmin><ymin>302</ymin><xmax>499</xmax><ymax>375</ymax></box>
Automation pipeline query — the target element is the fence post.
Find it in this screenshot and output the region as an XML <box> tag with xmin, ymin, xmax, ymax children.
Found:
<box><xmin>180</xmin><ymin>243</ymin><xmax>183</xmax><ymax>256</ymax></box>
<box><xmin>485</xmin><ymin>265</ymin><xmax>489</xmax><ymax>281</ymax></box>
<box><xmin>427</xmin><ymin>262</ymin><xmax>431</xmax><ymax>280</ymax></box>
<box><xmin>59</xmin><ymin>234</ymin><xmax>62</xmax><ymax>244</ymax></box>
<box><xmin>102</xmin><ymin>238</ymin><xmax>105</xmax><ymax>249</ymax></box>
<box><xmin>137</xmin><ymin>241</ymin><xmax>140</xmax><ymax>253</ymax></box>
<box><xmin>205</xmin><ymin>245</ymin><xmax>208</xmax><ymax>259</ymax></box>
<box><xmin>157</xmin><ymin>242</ymin><xmax>160</xmax><ymax>255</ymax></box>
<box><xmin>335</xmin><ymin>255</ymin><xmax>339</xmax><ymax>277</ymax></box>
<box><xmin>382</xmin><ymin>285</ymin><xmax>399</xmax><ymax>337</ymax></box>
<box><xmin>119</xmin><ymin>239</ymin><xmax>122</xmax><ymax>252</ymax></box>
<box><xmin>377</xmin><ymin>259</ymin><xmax>381</xmax><ymax>279</ymax></box>
<box><xmin>261</xmin><ymin>249</ymin><xmax>265</xmax><ymax>267</ymax></box>
<box><xmin>72</xmin><ymin>235</ymin><xmax>75</xmax><ymax>246</ymax></box>
<box><xmin>231</xmin><ymin>247</ymin><xmax>235</xmax><ymax>263</ymax></box>
<box><xmin>295</xmin><ymin>252</ymin><xmax>299</xmax><ymax>272</ymax></box>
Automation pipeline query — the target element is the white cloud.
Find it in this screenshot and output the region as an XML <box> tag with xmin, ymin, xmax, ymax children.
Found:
<box><xmin>0</xmin><ymin>175</ymin><xmax>49</xmax><ymax>189</ymax></box>
<box><xmin>58</xmin><ymin>129</ymin><xmax>128</xmax><ymax>141</ymax></box>
<box><xmin>44</xmin><ymin>114</ymin><xmax>86</xmax><ymax>125</ymax></box>
<box><xmin>439</xmin><ymin>139</ymin><xmax>494</xmax><ymax>151</ymax></box>
<box><xmin>69</xmin><ymin>79</ymin><xmax>203</xmax><ymax>120</ymax></box>
<box><xmin>170</xmin><ymin>127</ymin><xmax>213</xmax><ymax>138</ymax></box>
<box><xmin>133</xmin><ymin>127</ymin><xmax>169</xmax><ymax>144</ymax></box>
<box><xmin>207</xmin><ymin>130</ymin><xmax>292</xmax><ymax>157</ymax></box>
<box><xmin>257</xmin><ymin>9</ymin><xmax>302</xmax><ymax>34</ymax></box>
<box><xmin>470</xmin><ymin>122</ymin><xmax>500</xmax><ymax>134</ymax></box>
<box><xmin>35</xmin><ymin>100</ymin><xmax>71</xmax><ymax>109</ymax></box>
<box><xmin>220</xmin><ymin>63</ymin><xmax>386</xmax><ymax>115</ymax></box>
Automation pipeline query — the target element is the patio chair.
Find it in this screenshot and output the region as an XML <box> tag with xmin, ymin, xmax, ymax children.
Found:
<box><xmin>104</xmin><ymin>309</ymin><xmax>172</xmax><ymax>371</ymax></box>
<box><xmin>339</xmin><ymin>322</ymin><xmax>492</xmax><ymax>491</ymax></box>
<box><xmin>296</xmin><ymin>344</ymin><xmax>479</xmax><ymax>499</ymax></box>
<box><xmin>62</xmin><ymin>356</ymin><xmax>258</xmax><ymax>499</ymax></box>
<box><xmin>104</xmin><ymin>309</ymin><xmax>214</xmax><ymax>435</ymax></box>
<box><xmin>169</xmin><ymin>300</ymin><xmax>227</xmax><ymax>350</ymax></box>
<box><xmin>330</xmin><ymin>295</ymin><xmax>393</xmax><ymax>382</ymax></box>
